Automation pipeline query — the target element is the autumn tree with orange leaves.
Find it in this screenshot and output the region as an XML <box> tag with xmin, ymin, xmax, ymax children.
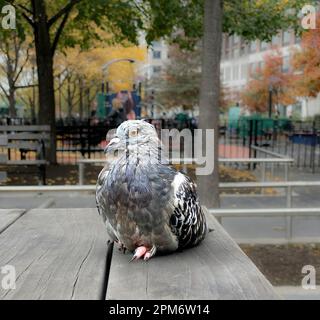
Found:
<box><xmin>241</xmin><ymin>51</ymin><xmax>296</xmax><ymax>114</ymax></box>
<box><xmin>291</xmin><ymin>13</ymin><xmax>320</xmax><ymax>99</ymax></box>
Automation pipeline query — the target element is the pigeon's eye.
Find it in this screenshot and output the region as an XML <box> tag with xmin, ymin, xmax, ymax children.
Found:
<box><xmin>129</xmin><ymin>130</ymin><xmax>138</xmax><ymax>137</ymax></box>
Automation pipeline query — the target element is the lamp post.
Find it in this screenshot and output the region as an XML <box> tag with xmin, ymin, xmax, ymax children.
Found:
<box><xmin>102</xmin><ymin>58</ymin><xmax>136</xmax><ymax>88</ymax></box>
<box><xmin>268</xmin><ymin>84</ymin><xmax>273</xmax><ymax>118</ymax></box>
<box><xmin>268</xmin><ymin>76</ymin><xmax>280</xmax><ymax>118</ymax></box>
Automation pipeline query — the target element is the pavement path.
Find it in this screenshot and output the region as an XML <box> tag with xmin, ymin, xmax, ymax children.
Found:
<box><xmin>275</xmin><ymin>286</ymin><xmax>320</xmax><ymax>300</ymax></box>
<box><xmin>1</xmin><ymin>167</ymin><xmax>319</xmax><ymax>242</ymax></box>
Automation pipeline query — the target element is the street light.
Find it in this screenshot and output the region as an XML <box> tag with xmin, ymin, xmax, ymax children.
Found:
<box><xmin>268</xmin><ymin>75</ymin><xmax>280</xmax><ymax>118</ymax></box>
<box><xmin>268</xmin><ymin>84</ymin><xmax>273</xmax><ymax>118</ymax></box>
<box><xmin>101</xmin><ymin>58</ymin><xmax>136</xmax><ymax>93</ymax></box>
<box><xmin>102</xmin><ymin>58</ymin><xmax>136</xmax><ymax>72</ymax></box>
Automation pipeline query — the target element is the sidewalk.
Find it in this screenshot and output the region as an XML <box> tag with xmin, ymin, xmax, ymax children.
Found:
<box><xmin>275</xmin><ymin>286</ymin><xmax>320</xmax><ymax>300</ymax></box>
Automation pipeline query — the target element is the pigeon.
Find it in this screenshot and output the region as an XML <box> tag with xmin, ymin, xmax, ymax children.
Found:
<box><xmin>96</xmin><ymin>120</ymin><xmax>207</xmax><ymax>261</ymax></box>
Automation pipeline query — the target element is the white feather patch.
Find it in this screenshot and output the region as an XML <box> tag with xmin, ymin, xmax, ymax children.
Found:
<box><xmin>171</xmin><ymin>172</ymin><xmax>186</xmax><ymax>194</ymax></box>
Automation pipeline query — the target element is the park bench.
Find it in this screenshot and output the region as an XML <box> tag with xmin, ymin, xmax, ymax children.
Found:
<box><xmin>0</xmin><ymin>125</ymin><xmax>50</xmax><ymax>185</ymax></box>
<box><xmin>0</xmin><ymin>206</ymin><xmax>278</xmax><ymax>300</ymax></box>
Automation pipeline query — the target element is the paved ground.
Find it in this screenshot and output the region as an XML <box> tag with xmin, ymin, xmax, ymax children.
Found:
<box><xmin>221</xmin><ymin>166</ymin><xmax>320</xmax><ymax>242</ymax></box>
<box><xmin>275</xmin><ymin>287</ymin><xmax>320</xmax><ymax>300</ymax></box>
<box><xmin>1</xmin><ymin>167</ymin><xmax>320</xmax><ymax>241</ymax></box>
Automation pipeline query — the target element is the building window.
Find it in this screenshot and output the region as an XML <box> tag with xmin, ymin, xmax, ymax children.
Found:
<box><xmin>225</xmin><ymin>67</ymin><xmax>231</xmax><ymax>81</ymax></box>
<box><xmin>233</xmin><ymin>48</ymin><xmax>239</xmax><ymax>58</ymax></box>
<box><xmin>260</xmin><ymin>41</ymin><xmax>270</xmax><ymax>51</ymax></box>
<box><xmin>249</xmin><ymin>41</ymin><xmax>257</xmax><ymax>53</ymax></box>
<box><xmin>272</xmin><ymin>34</ymin><xmax>281</xmax><ymax>47</ymax></box>
<box><xmin>249</xmin><ymin>62</ymin><xmax>258</xmax><ymax>75</ymax></box>
<box><xmin>227</xmin><ymin>49</ymin><xmax>233</xmax><ymax>59</ymax></box>
<box><xmin>241</xmin><ymin>64</ymin><xmax>248</xmax><ymax>79</ymax></box>
<box><xmin>152</xmin><ymin>41</ymin><xmax>161</xmax><ymax>48</ymax></box>
<box><xmin>258</xmin><ymin>61</ymin><xmax>264</xmax><ymax>70</ymax></box>
<box><xmin>240</xmin><ymin>42</ymin><xmax>247</xmax><ymax>56</ymax></box>
<box><xmin>233</xmin><ymin>65</ymin><xmax>239</xmax><ymax>80</ymax></box>
<box><xmin>153</xmin><ymin>66</ymin><xmax>162</xmax><ymax>73</ymax></box>
<box><xmin>228</xmin><ymin>35</ymin><xmax>233</xmax><ymax>48</ymax></box>
<box><xmin>153</xmin><ymin>50</ymin><xmax>161</xmax><ymax>59</ymax></box>
<box><xmin>233</xmin><ymin>35</ymin><xmax>240</xmax><ymax>46</ymax></box>
<box><xmin>283</xmin><ymin>30</ymin><xmax>291</xmax><ymax>45</ymax></box>
<box><xmin>282</xmin><ymin>56</ymin><xmax>290</xmax><ymax>73</ymax></box>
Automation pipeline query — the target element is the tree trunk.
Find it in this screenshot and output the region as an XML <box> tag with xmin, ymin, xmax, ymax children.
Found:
<box><xmin>79</xmin><ymin>78</ymin><xmax>83</xmax><ymax>120</ymax></box>
<box><xmin>6</xmin><ymin>55</ymin><xmax>16</xmax><ymax>118</ymax></box>
<box><xmin>32</xmin><ymin>0</ymin><xmax>57</xmax><ymax>163</ymax></box>
<box><xmin>8</xmin><ymin>87</ymin><xmax>16</xmax><ymax>118</ymax></box>
<box><xmin>31</xmin><ymin>68</ymin><xmax>37</xmax><ymax>124</ymax></box>
<box><xmin>67</xmin><ymin>75</ymin><xmax>72</xmax><ymax>118</ymax></box>
<box><xmin>198</xmin><ymin>0</ymin><xmax>222</xmax><ymax>208</ymax></box>
<box><xmin>30</xmin><ymin>99</ymin><xmax>36</xmax><ymax>124</ymax></box>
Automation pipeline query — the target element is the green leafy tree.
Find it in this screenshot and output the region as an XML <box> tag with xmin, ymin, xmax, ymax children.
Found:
<box><xmin>151</xmin><ymin>44</ymin><xmax>201</xmax><ymax>109</ymax></box>
<box><xmin>151</xmin><ymin>43</ymin><xmax>230</xmax><ymax>111</ymax></box>
<box><xmin>0</xmin><ymin>0</ymin><xmax>313</xmax><ymax>205</ymax></box>
<box><xmin>150</xmin><ymin>0</ymin><xmax>309</xmax><ymax>209</ymax></box>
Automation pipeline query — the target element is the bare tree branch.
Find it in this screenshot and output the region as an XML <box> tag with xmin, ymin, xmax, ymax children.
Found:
<box><xmin>18</xmin><ymin>94</ymin><xmax>29</xmax><ymax>105</ymax></box>
<box><xmin>48</xmin><ymin>0</ymin><xmax>82</xmax><ymax>27</ymax></box>
<box><xmin>51</xmin><ymin>10</ymin><xmax>71</xmax><ymax>55</ymax></box>
<box><xmin>12</xmin><ymin>34</ymin><xmax>21</xmax><ymax>75</ymax></box>
<box><xmin>0</xmin><ymin>63</ymin><xmax>7</xmax><ymax>75</ymax></box>
<box><xmin>15</xmin><ymin>84</ymin><xmax>38</xmax><ymax>89</ymax></box>
<box><xmin>132</xmin><ymin>0</ymin><xmax>148</xmax><ymax>18</ymax></box>
<box><xmin>11</xmin><ymin>2</ymin><xmax>35</xmax><ymax>27</ymax></box>
<box><xmin>17</xmin><ymin>4</ymin><xmax>33</xmax><ymax>15</ymax></box>
<box><xmin>13</xmin><ymin>47</ymin><xmax>30</xmax><ymax>84</ymax></box>
<box><xmin>0</xmin><ymin>83</ymin><xmax>9</xmax><ymax>99</ymax></box>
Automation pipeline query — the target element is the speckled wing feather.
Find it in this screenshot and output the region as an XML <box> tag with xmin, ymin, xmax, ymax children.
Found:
<box><xmin>169</xmin><ymin>172</ymin><xmax>207</xmax><ymax>249</ymax></box>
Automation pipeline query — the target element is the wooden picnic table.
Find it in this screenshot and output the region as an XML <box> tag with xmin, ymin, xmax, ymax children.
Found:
<box><xmin>0</xmin><ymin>207</ymin><xmax>279</xmax><ymax>300</ymax></box>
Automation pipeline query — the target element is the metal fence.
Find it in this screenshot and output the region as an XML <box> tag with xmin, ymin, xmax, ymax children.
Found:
<box><xmin>77</xmin><ymin>157</ymin><xmax>294</xmax><ymax>185</ymax></box>
<box><xmin>211</xmin><ymin>180</ymin><xmax>320</xmax><ymax>241</ymax></box>
<box><xmin>2</xmin><ymin>117</ymin><xmax>320</xmax><ymax>170</ymax></box>
<box><xmin>56</xmin><ymin>118</ymin><xmax>196</xmax><ymax>164</ymax></box>
<box><xmin>220</xmin><ymin>118</ymin><xmax>320</xmax><ymax>171</ymax></box>
<box><xmin>1</xmin><ymin>180</ymin><xmax>319</xmax><ymax>242</ymax></box>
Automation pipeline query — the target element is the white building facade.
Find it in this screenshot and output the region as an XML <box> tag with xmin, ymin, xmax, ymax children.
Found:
<box><xmin>220</xmin><ymin>31</ymin><xmax>320</xmax><ymax>119</ymax></box>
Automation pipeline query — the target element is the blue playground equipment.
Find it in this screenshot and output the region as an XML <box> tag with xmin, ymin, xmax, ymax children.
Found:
<box><xmin>96</xmin><ymin>87</ymin><xmax>142</xmax><ymax>119</ymax></box>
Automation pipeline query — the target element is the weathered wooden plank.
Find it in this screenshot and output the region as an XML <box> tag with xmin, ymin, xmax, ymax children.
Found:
<box><xmin>0</xmin><ymin>134</ymin><xmax>8</xmax><ymax>146</ymax></box>
<box><xmin>0</xmin><ymin>125</ymin><xmax>50</xmax><ymax>132</ymax></box>
<box><xmin>0</xmin><ymin>156</ymin><xmax>7</xmax><ymax>164</ymax></box>
<box><xmin>0</xmin><ymin>171</ymin><xmax>7</xmax><ymax>181</ymax></box>
<box><xmin>7</xmin><ymin>141</ymin><xmax>41</xmax><ymax>150</ymax></box>
<box><xmin>1</xmin><ymin>160</ymin><xmax>47</xmax><ymax>165</ymax></box>
<box><xmin>6</xmin><ymin>133</ymin><xmax>49</xmax><ymax>140</ymax></box>
<box><xmin>0</xmin><ymin>209</ymin><xmax>25</xmax><ymax>234</ymax></box>
<box><xmin>106</xmin><ymin>208</ymin><xmax>279</xmax><ymax>300</ymax></box>
<box><xmin>0</xmin><ymin>208</ymin><xmax>108</xmax><ymax>300</ymax></box>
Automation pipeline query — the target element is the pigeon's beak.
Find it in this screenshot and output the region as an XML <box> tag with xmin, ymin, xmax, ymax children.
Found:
<box><xmin>104</xmin><ymin>137</ymin><xmax>120</xmax><ymax>153</ymax></box>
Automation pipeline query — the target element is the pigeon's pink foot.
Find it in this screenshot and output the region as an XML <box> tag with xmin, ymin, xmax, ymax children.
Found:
<box><xmin>130</xmin><ymin>246</ymin><xmax>148</xmax><ymax>262</ymax></box>
<box><xmin>130</xmin><ymin>245</ymin><xmax>157</xmax><ymax>262</ymax></box>
<box><xmin>144</xmin><ymin>246</ymin><xmax>157</xmax><ymax>261</ymax></box>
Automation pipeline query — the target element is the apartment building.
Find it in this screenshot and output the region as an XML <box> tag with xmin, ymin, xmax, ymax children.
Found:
<box><xmin>221</xmin><ymin>31</ymin><xmax>320</xmax><ymax>118</ymax></box>
<box><xmin>144</xmin><ymin>40</ymin><xmax>169</xmax><ymax>79</ymax></box>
